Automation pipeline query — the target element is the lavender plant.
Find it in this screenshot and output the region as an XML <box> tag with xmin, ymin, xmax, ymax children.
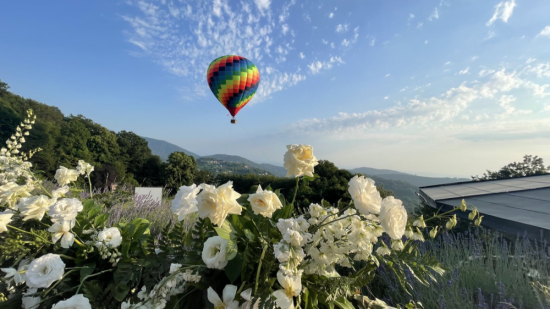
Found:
<box><xmin>376</xmin><ymin>228</ymin><xmax>550</xmax><ymax>309</ymax></box>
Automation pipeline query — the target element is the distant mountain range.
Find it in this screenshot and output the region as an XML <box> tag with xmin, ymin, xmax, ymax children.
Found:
<box><xmin>142</xmin><ymin>137</ymin><xmax>470</xmax><ymax>188</ymax></box>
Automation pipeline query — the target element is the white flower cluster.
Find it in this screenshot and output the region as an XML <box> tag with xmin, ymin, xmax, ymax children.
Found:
<box><xmin>122</xmin><ymin>264</ymin><xmax>201</xmax><ymax>309</ymax></box>
<box><xmin>274</xmin><ymin>217</ymin><xmax>311</xmax><ymax>277</ymax></box>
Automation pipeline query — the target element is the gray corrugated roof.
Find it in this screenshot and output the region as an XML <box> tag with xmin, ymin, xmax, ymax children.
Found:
<box><xmin>420</xmin><ymin>174</ymin><xmax>550</xmax><ymax>200</ymax></box>
<box><xmin>418</xmin><ymin>174</ymin><xmax>550</xmax><ymax>238</ymax></box>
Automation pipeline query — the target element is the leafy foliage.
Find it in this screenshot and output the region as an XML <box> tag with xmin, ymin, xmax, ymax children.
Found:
<box><xmin>472</xmin><ymin>154</ymin><xmax>549</xmax><ymax>180</ymax></box>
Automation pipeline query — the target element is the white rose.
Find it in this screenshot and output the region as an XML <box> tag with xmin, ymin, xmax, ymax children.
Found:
<box><xmin>378</xmin><ymin>197</ymin><xmax>408</xmax><ymax>240</ymax></box>
<box><xmin>26</xmin><ymin>254</ymin><xmax>65</xmax><ymax>288</ymax></box>
<box><xmin>196</xmin><ymin>182</ymin><xmax>242</xmax><ymax>227</ymax></box>
<box><xmin>0</xmin><ymin>184</ymin><xmax>31</xmax><ymax>207</ymax></box>
<box><xmin>54</xmin><ymin>166</ymin><xmax>80</xmax><ymax>186</ymax></box>
<box><xmin>283</xmin><ymin>144</ymin><xmax>319</xmax><ymax>178</ymax></box>
<box><xmin>247</xmin><ymin>185</ymin><xmax>283</xmax><ymax>218</ymax></box>
<box><xmin>0</xmin><ymin>210</ymin><xmax>14</xmax><ymax>233</ymax></box>
<box><xmin>348</xmin><ymin>175</ymin><xmax>382</xmax><ymax>215</ymax></box>
<box><xmin>52</xmin><ymin>186</ymin><xmax>70</xmax><ymax>199</ymax></box>
<box><xmin>171</xmin><ymin>184</ymin><xmax>200</xmax><ymax>221</ymax></box>
<box><xmin>17</xmin><ymin>195</ymin><xmax>55</xmax><ymax>221</ymax></box>
<box><xmin>98</xmin><ymin>227</ymin><xmax>123</xmax><ymax>248</ymax></box>
<box><xmin>49</xmin><ymin>198</ymin><xmax>83</xmax><ymax>222</ymax></box>
<box><xmin>202</xmin><ymin>236</ymin><xmax>229</xmax><ymax>269</ymax></box>
<box><xmin>52</xmin><ymin>294</ymin><xmax>92</xmax><ymax>309</ymax></box>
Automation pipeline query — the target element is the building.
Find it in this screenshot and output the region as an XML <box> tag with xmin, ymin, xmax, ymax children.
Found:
<box><xmin>417</xmin><ymin>174</ymin><xmax>550</xmax><ymax>240</ymax></box>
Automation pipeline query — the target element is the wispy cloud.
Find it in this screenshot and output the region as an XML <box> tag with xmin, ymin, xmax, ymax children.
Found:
<box><xmin>409</xmin><ymin>13</ymin><xmax>415</xmax><ymax>21</ymax></box>
<box><xmin>486</xmin><ymin>0</ymin><xmax>516</xmax><ymax>26</ymax></box>
<box><xmin>289</xmin><ymin>64</ymin><xmax>549</xmax><ymax>136</ymax></box>
<box><xmin>471</xmin><ymin>56</ymin><xmax>479</xmax><ymax>61</ymax></box>
<box><xmin>428</xmin><ymin>8</ymin><xmax>439</xmax><ymax>21</ymax></box>
<box><xmin>538</xmin><ymin>26</ymin><xmax>550</xmax><ymax>38</ymax></box>
<box><xmin>385</xmin><ymin>73</ymin><xmax>390</xmax><ymax>77</ymax></box>
<box><xmin>328</xmin><ymin>12</ymin><xmax>334</xmax><ymax>18</ymax></box>
<box><xmin>417</xmin><ymin>22</ymin><xmax>423</xmax><ymax>29</ymax></box>
<box><xmin>336</xmin><ymin>24</ymin><xmax>349</xmax><ymax>33</ymax></box>
<box><xmin>444</xmin><ymin>61</ymin><xmax>451</xmax><ymax>65</ymax></box>
<box><xmin>122</xmin><ymin>0</ymin><xmax>359</xmax><ymax>102</ymax></box>
<box><xmin>307</xmin><ymin>56</ymin><xmax>344</xmax><ymax>74</ymax></box>
<box><xmin>457</xmin><ymin>67</ymin><xmax>470</xmax><ymax>75</ymax></box>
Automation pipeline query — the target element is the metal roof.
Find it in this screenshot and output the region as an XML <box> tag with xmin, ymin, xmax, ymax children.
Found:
<box><xmin>418</xmin><ymin>174</ymin><xmax>550</xmax><ymax>240</ymax></box>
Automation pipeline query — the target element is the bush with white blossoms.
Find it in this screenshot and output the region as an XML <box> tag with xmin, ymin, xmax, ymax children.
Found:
<box><xmin>0</xmin><ymin>110</ymin><xmax>483</xmax><ymax>309</ymax></box>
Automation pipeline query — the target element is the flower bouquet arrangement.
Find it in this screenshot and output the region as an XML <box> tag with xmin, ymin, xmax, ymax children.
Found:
<box><xmin>0</xmin><ymin>110</ymin><xmax>482</xmax><ymax>309</ymax></box>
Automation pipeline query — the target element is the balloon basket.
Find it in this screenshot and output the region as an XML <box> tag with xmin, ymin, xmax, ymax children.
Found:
<box><xmin>231</xmin><ymin>119</ymin><xmax>237</xmax><ymax>124</ymax></box>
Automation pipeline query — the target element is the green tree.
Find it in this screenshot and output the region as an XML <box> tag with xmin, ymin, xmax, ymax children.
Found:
<box><xmin>0</xmin><ymin>79</ymin><xmax>9</xmax><ymax>95</ymax></box>
<box><xmin>472</xmin><ymin>155</ymin><xmax>549</xmax><ymax>180</ymax></box>
<box><xmin>116</xmin><ymin>131</ymin><xmax>153</xmax><ymax>184</ymax></box>
<box><xmin>164</xmin><ymin>151</ymin><xmax>198</xmax><ymax>190</ymax></box>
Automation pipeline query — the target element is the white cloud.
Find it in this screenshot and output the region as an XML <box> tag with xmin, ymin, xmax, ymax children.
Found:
<box><xmin>526</xmin><ymin>58</ymin><xmax>536</xmax><ymax>64</ymax></box>
<box><xmin>409</xmin><ymin>13</ymin><xmax>415</xmax><ymax>20</ymax></box>
<box><xmin>479</xmin><ymin>69</ymin><xmax>496</xmax><ymax>77</ymax></box>
<box><xmin>458</xmin><ymin>67</ymin><xmax>470</xmax><ymax>75</ymax></box>
<box><xmin>322</xmin><ymin>39</ymin><xmax>329</xmax><ymax>44</ymax></box>
<box><xmin>486</xmin><ymin>0</ymin><xmax>516</xmax><ymax>26</ymax></box>
<box><xmin>282</xmin><ymin>24</ymin><xmax>289</xmax><ymax>35</ymax></box>
<box><xmin>121</xmin><ymin>0</ymin><xmax>313</xmax><ymax>102</ymax></box>
<box><xmin>384</xmin><ymin>96</ymin><xmax>389</xmax><ymax>100</ymax></box>
<box><xmin>307</xmin><ymin>57</ymin><xmax>344</xmax><ymax>74</ymax></box>
<box><xmin>385</xmin><ymin>74</ymin><xmax>390</xmax><ymax>77</ymax></box>
<box><xmin>444</xmin><ymin>61</ymin><xmax>451</xmax><ymax>65</ymax></box>
<box><xmin>329</xmin><ymin>12</ymin><xmax>334</xmax><ymax>18</ymax></box>
<box><xmin>336</xmin><ymin>24</ymin><xmax>349</xmax><ymax>33</ymax></box>
<box><xmin>524</xmin><ymin>62</ymin><xmax>550</xmax><ymax>77</ymax></box>
<box><xmin>417</xmin><ymin>22</ymin><xmax>423</xmax><ymax>29</ymax></box>
<box><xmin>331</xmin><ymin>42</ymin><xmax>335</xmax><ymax>48</ymax></box>
<box><xmin>299</xmin><ymin>52</ymin><xmax>305</xmax><ymax>59</ymax></box>
<box><xmin>342</xmin><ymin>39</ymin><xmax>350</xmax><ymax>47</ymax></box>
<box><xmin>290</xmin><ymin>66</ymin><xmax>545</xmax><ymax>135</ymax></box>
<box><xmin>495</xmin><ymin>95</ymin><xmax>531</xmax><ymax>119</ymax></box>
<box><xmin>369</xmin><ymin>38</ymin><xmax>375</xmax><ymax>46</ymax></box>
<box><xmin>254</xmin><ymin>0</ymin><xmax>271</xmax><ymax>14</ymax></box>
<box><xmin>538</xmin><ymin>26</ymin><xmax>550</xmax><ymax>38</ymax></box>
<box><xmin>486</xmin><ymin>30</ymin><xmax>496</xmax><ymax>40</ymax></box>
<box><xmin>400</xmin><ymin>87</ymin><xmax>408</xmax><ymax>92</ymax></box>
<box><xmin>471</xmin><ymin>56</ymin><xmax>479</xmax><ymax>61</ymax></box>
<box><xmin>425</xmin><ymin>40</ymin><xmax>429</xmax><ymax>44</ymax></box>
<box><xmin>429</xmin><ymin>8</ymin><xmax>439</xmax><ymax>21</ymax></box>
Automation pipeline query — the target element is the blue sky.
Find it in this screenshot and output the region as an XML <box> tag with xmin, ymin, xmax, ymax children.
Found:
<box><xmin>1</xmin><ymin>0</ymin><xmax>549</xmax><ymax>177</ymax></box>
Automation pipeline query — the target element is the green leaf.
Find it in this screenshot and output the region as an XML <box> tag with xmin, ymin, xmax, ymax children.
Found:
<box><xmin>302</xmin><ymin>175</ymin><xmax>315</xmax><ymax>182</ymax></box>
<box><xmin>226</xmin><ymin>239</ymin><xmax>238</xmax><ymax>260</ymax></box>
<box><xmin>333</xmin><ymin>296</ymin><xmax>355</xmax><ymax>309</ymax></box>
<box><xmin>243</xmin><ymin>229</ymin><xmax>255</xmax><ymax>241</ymax></box>
<box><xmin>94</xmin><ymin>213</ymin><xmax>110</xmax><ymax>227</ymax></box>
<box><xmin>214</xmin><ymin>220</ymin><xmax>234</xmax><ymax>241</ymax></box>
<box><xmin>83</xmin><ymin>199</ymin><xmax>95</xmax><ymax>211</ymax></box>
<box><xmin>80</xmin><ymin>262</ymin><xmax>96</xmax><ymax>281</ymax></box>
<box><xmin>225</xmin><ymin>253</ymin><xmax>243</xmax><ymax>283</ymax></box>
<box><xmin>87</xmin><ymin>206</ymin><xmax>101</xmax><ymax>219</ymax></box>
<box><xmin>113</xmin><ymin>283</ymin><xmax>131</xmax><ymax>302</ymax></box>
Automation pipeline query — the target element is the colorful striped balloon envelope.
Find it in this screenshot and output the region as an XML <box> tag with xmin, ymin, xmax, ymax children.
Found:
<box><xmin>206</xmin><ymin>55</ymin><xmax>260</xmax><ymax>121</ymax></box>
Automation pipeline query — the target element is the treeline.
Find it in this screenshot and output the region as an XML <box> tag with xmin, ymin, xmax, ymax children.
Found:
<box><xmin>197</xmin><ymin>157</ymin><xmax>272</xmax><ymax>176</ymax></box>
<box><xmin>0</xmin><ymin>79</ymin><xmax>197</xmax><ymax>192</ymax></box>
<box><xmin>0</xmin><ymin>79</ymin><xmax>420</xmax><ymax>211</ymax></box>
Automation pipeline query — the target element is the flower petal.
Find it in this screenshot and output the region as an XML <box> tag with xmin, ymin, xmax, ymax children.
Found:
<box><xmin>207</xmin><ymin>287</ymin><xmax>222</xmax><ymax>306</ymax></box>
<box><xmin>222</xmin><ymin>284</ymin><xmax>237</xmax><ymax>304</ymax></box>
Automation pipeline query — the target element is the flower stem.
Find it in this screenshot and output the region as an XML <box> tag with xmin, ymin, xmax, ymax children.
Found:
<box><xmin>75</xmin><ymin>269</ymin><xmax>113</xmax><ymax>294</ymax></box>
<box><xmin>424</xmin><ymin>207</ymin><xmax>458</xmax><ymax>223</ymax></box>
<box><xmin>88</xmin><ymin>176</ymin><xmax>93</xmax><ymax>198</ymax></box>
<box><xmin>290</xmin><ymin>177</ymin><xmax>300</xmax><ymax>206</ymax></box>
<box><xmin>59</xmin><ymin>254</ymin><xmax>76</xmax><ymax>261</ymax></box>
<box><xmin>7</xmin><ymin>225</ymin><xmax>50</xmax><ymax>243</ymax></box>
<box><xmin>42</xmin><ymin>269</ymin><xmax>78</xmax><ymax>298</ymax></box>
<box><xmin>38</xmin><ymin>183</ymin><xmax>53</xmax><ymax>198</ymax></box>
<box><xmin>254</xmin><ymin>242</ymin><xmax>268</xmax><ymax>295</ymax></box>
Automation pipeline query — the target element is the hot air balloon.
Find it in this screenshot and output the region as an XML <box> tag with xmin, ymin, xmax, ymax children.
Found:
<box><xmin>206</xmin><ymin>55</ymin><xmax>260</xmax><ymax>123</ymax></box>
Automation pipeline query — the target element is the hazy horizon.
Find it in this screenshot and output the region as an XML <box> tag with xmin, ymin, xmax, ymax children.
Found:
<box><xmin>1</xmin><ymin>0</ymin><xmax>549</xmax><ymax>179</ymax></box>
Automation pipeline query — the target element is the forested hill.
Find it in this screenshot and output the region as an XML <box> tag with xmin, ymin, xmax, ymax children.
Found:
<box><xmin>197</xmin><ymin>157</ymin><xmax>272</xmax><ymax>176</ymax></box>
<box><xmin>141</xmin><ymin>136</ymin><xmax>201</xmax><ymax>161</ymax></box>
<box><xmin>0</xmin><ymin>79</ymin><xmax>165</xmax><ymax>188</ymax></box>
